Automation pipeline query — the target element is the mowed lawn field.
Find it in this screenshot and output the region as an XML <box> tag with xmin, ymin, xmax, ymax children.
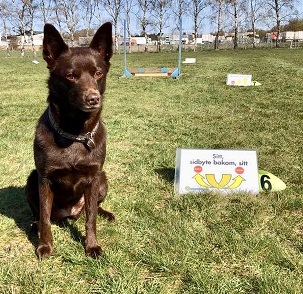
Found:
<box><xmin>0</xmin><ymin>48</ymin><xmax>302</xmax><ymax>293</ymax></box>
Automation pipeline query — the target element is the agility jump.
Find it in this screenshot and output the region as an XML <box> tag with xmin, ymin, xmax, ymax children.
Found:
<box><xmin>122</xmin><ymin>19</ymin><xmax>182</xmax><ymax>78</ymax></box>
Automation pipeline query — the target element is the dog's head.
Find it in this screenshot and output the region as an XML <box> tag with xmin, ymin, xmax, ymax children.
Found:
<box><xmin>43</xmin><ymin>23</ymin><xmax>113</xmax><ymax>113</ymax></box>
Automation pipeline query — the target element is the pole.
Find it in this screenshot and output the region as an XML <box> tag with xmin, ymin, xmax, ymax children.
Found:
<box><xmin>171</xmin><ymin>18</ymin><xmax>182</xmax><ymax>78</ymax></box>
<box><xmin>178</xmin><ymin>18</ymin><xmax>182</xmax><ymax>76</ymax></box>
<box><xmin>122</xmin><ymin>19</ymin><xmax>132</xmax><ymax>77</ymax></box>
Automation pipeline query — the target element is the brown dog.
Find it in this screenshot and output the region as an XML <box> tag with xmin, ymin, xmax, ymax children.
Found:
<box><xmin>25</xmin><ymin>22</ymin><xmax>115</xmax><ymax>259</ymax></box>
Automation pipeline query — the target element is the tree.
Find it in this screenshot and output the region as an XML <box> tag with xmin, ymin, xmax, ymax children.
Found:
<box><xmin>211</xmin><ymin>0</ymin><xmax>224</xmax><ymax>49</ymax></box>
<box><xmin>225</xmin><ymin>0</ymin><xmax>251</xmax><ymax>49</ymax></box>
<box><xmin>267</xmin><ymin>0</ymin><xmax>297</xmax><ymax>47</ymax></box>
<box><xmin>25</xmin><ymin>0</ymin><xmax>39</xmax><ymax>56</ymax></box>
<box><xmin>39</xmin><ymin>0</ymin><xmax>55</xmax><ymax>24</ymax></box>
<box><xmin>10</xmin><ymin>0</ymin><xmax>32</xmax><ymax>55</ymax></box>
<box><xmin>53</xmin><ymin>0</ymin><xmax>80</xmax><ymax>46</ymax></box>
<box><xmin>282</xmin><ymin>18</ymin><xmax>303</xmax><ymax>31</ymax></box>
<box><xmin>0</xmin><ymin>1</ymin><xmax>10</xmax><ymax>41</ymax></box>
<box><xmin>150</xmin><ymin>0</ymin><xmax>172</xmax><ymax>51</ymax></box>
<box><xmin>123</xmin><ymin>0</ymin><xmax>134</xmax><ymax>52</ymax></box>
<box><xmin>226</xmin><ymin>0</ymin><xmax>239</xmax><ymax>49</ymax></box>
<box><xmin>80</xmin><ymin>0</ymin><xmax>96</xmax><ymax>37</ymax></box>
<box><xmin>136</xmin><ymin>0</ymin><xmax>152</xmax><ymax>51</ymax></box>
<box><xmin>173</xmin><ymin>0</ymin><xmax>189</xmax><ymax>21</ymax></box>
<box><xmin>191</xmin><ymin>0</ymin><xmax>209</xmax><ymax>49</ymax></box>
<box><xmin>247</xmin><ymin>0</ymin><xmax>265</xmax><ymax>48</ymax></box>
<box><xmin>102</xmin><ymin>0</ymin><xmax>123</xmax><ymax>53</ymax></box>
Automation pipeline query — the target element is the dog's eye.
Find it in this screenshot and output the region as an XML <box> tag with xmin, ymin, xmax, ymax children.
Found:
<box><xmin>94</xmin><ymin>71</ymin><xmax>104</xmax><ymax>79</ymax></box>
<box><xmin>66</xmin><ymin>73</ymin><xmax>77</xmax><ymax>81</ymax></box>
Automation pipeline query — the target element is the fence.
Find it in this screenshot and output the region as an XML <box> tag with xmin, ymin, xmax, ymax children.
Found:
<box><xmin>2</xmin><ymin>40</ymin><xmax>303</xmax><ymax>57</ymax></box>
<box><xmin>116</xmin><ymin>40</ymin><xmax>303</xmax><ymax>53</ymax></box>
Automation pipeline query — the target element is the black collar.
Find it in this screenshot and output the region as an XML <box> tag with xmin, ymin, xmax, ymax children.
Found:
<box><xmin>48</xmin><ymin>107</ymin><xmax>99</xmax><ymax>150</ymax></box>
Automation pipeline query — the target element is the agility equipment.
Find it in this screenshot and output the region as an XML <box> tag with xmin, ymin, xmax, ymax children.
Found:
<box><xmin>121</xmin><ymin>19</ymin><xmax>182</xmax><ymax>78</ymax></box>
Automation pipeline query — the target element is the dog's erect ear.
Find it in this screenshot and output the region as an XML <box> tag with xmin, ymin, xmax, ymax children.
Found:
<box><xmin>90</xmin><ymin>22</ymin><xmax>113</xmax><ymax>62</ymax></box>
<box><xmin>43</xmin><ymin>24</ymin><xmax>68</xmax><ymax>68</ymax></box>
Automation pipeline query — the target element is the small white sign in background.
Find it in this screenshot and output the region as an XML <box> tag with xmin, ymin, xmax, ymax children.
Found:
<box><xmin>226</xmin><ymin>74</ymin><xmax>252</xmax><ymax>86</ymax></box>
<box><xmin>175</xmin><ymin>149</ymin><xmax>259</xmax><ymax>194</ymax></box>
<box><xmin>182</xmin><ymin>58</ymin><xmax>196</xmax><ymax>64</ymax></box>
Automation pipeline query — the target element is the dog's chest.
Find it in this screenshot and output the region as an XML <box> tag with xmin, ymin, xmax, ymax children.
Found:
<box><xmin>48</xmin><ymin>144</ymin><xmax>102</xmax><ymax>176</ymax></box>
<box><xmin>38</xmin><ymin>136</ymin><xmax>104</xmax><ymax>188</ymax></box>
<box><xmin>48</xmin><ymin>154</ymin><xmax>101</xmax><ymax>195</ymax></box>
<box><xmin>51</xmin><ymin>162</ymin><xmax>99</xmax><ymax>185</ymax></box>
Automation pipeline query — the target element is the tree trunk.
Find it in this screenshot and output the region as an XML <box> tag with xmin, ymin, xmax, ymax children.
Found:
<box><xmin>250</xmin><ymin>0</ymin><xmax>256</xmax><ymax>48</ymax></box>
<box><xmin>214</xmin><ymin>0</ymin><xmax>222</xmax><ymax>50</ymax></box>
<box><xmin>233</xmin><ymin>1</ymin><xmax>238</xmax><ymax>49</ymax></box>
<box><xmin>274</xmin><ymin>0</ymin><xmax>280</xmax><ymax>48</ymax></box>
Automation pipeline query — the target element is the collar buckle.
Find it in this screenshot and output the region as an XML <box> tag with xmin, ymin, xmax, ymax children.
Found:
<box><xmin>85</xmin><ymin>132</ymin><xmax>96</xmax><ymax>150</ymax></box>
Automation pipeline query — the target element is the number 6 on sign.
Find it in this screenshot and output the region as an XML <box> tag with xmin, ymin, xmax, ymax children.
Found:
<box><xmin>260</xmin><ymin>175</ymin><xmax>272</xmax><ymax>191</ymax></box>
<box><xmin>258</xmin><ymin>170</ymin><xmax>286</xmax><ymax>192</ymax></box>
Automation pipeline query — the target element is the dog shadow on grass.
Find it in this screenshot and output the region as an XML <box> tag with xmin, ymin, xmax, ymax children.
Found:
<box><xmin>0</xmin><ymin>186</ymin><xmax>84</xmax><ymax>253</ymax></box>
<box><xmin>155</xmin><ymin>167</ymin><xmax>175</xmax><ymax>182</ymax></box>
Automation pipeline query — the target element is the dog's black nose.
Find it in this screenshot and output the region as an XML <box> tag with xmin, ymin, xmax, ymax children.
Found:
<box><xmin>86</xmin><ymin>93</ymin><xmax>100</xmax><ymax>106</ymax></box>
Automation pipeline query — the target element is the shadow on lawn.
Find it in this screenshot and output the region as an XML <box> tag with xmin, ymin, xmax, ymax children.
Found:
<box><xmin>0</xmin><ymin>186</ymin><xmax>84</xmax><ymax>254</ymax></box>
<box><xmin>155</xmin><ymin>167</ymin><xmax>175</xmax><ymax>182</ymax></box>
<box><xmin>0</xmin><ymin>186</ymin><xmax>38</xmax><ymax>247</ymax></box>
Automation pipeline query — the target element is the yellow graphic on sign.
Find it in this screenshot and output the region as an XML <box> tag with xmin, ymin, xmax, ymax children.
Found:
<box><xmin>193</xmin><ymin>173</ymin><xmax>245</xmax><ymax>189</ymax></box>
<box><xmin>206</xmin><ymin>174</ymin><xmax>232</xmax><ymax>188</ymax></box>
<box><xmin>193</xmin><ymin>174</ymin><xmax>210</xmax><ymax>188</ymax></box>
<box><xmin>227</xmin><ymin>175</ymin><xmax>245</xmax><ymax>189</ymax></box>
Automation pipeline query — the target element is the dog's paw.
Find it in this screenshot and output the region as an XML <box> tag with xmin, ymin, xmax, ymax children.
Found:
<box><xmin>104</xmin><ymin>212</ymin><xmax>115</xmax><ymax>222</ymax></box>
<box><xmin>98</xmin><ymin>207</ymin><xmax>115</xmax><ymax>222</ymax></box>
<box><xmin>85</xmin><ymin>245</ymin><xmax>103</xmax><ymax>259</ymax></box>
<box><xmin>36</xmin><ymin>244</ymin><xmax>52</xmax><ymax>259</ymax></box>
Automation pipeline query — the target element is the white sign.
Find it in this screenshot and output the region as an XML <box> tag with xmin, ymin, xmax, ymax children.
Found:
<box><xmin>183</xmin><ymin>58</ymin><xmax>196</xmax><ymax>64</ymax></box>
<box><xmin>174</xmin><ymin>149</ymin><xmax>259</xmax><ymax>194</ymax></box>
<box><xmin>226</xmin><ymin>74</ymin><xmax>252</xmax><ymax>86</ymax></box>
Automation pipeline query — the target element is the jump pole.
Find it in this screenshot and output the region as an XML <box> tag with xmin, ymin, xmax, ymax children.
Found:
<box><xmin>122</xmin><ymin>19</ymin><xmax>133</xmax><ymax>77</ymax></box>
<box><xmin>170</xmin><ymin>18</ymin><xmax>182</xmax><ymax>78</ymax></box>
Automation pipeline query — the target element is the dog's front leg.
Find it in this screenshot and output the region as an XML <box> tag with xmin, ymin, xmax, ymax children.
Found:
<box><xmin>84</xmin><ymin>181</ymin><xmax>102</xmax><ymax>258</ymax></box>
<box><xmin>37</xmin><ymin>177</ymin><xmax>54</xmax><ymax>259</ymax></box>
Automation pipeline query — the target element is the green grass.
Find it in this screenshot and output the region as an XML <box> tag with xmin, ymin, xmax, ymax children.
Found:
<box><xmin>0</xmin><ymin>48</ymin><xmax>302</xmax><ymax>293</ymax></box>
